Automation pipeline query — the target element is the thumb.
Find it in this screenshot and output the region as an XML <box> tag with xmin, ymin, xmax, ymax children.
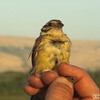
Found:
<box><xmin>45</xmin><ymin>77</ymin><xmax>74</xmax><ymax>100</ymax></box>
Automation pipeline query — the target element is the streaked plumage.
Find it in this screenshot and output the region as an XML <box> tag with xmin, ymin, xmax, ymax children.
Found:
<box><xmin>30</xmin><ymin>20</ymin><xmax>71</xmax><ymax>74</ymax></box>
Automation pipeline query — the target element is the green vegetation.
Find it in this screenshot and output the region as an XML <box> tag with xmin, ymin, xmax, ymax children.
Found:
<box><xmin>88</xmin><ymin>70</ymin><xmax>100</xmax><ymax>88</ymax></box>
<box><xmin>0</xmin><ymin>95</ymin><xmax>29</xmax><ymax>100</ymax></box>
<box><xmin>0</xmin><ymin>70</ymin><xmax>99</xmax><ymax>100</ymax></box>
<box><xmin>0</xmin><ymin>72</ymin><xmax>29</xmax><ymax>100</ymax></box>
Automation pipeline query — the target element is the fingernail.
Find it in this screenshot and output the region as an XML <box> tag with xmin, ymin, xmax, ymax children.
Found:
<box><xmin>55</xmin><ymin>77</ymin><xmax>73</xmax><ymax>88</ymax></box>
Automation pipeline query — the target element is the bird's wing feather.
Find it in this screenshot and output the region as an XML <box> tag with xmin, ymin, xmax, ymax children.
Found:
<box><xmin>31</xmin><ymin>36</ymin><xmax>42</xmax><ymax>66</ymax></box>
<box><xmin>31</xmin><ymin>35</ymin><xmax>49</xmax><ymax>67</ymax></box>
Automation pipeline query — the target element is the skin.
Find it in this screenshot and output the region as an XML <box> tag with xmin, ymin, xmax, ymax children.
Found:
<box><xmin>24</xmin><ymin>63</ymin><xmax>100</xmax><ymax>100</ymax></box>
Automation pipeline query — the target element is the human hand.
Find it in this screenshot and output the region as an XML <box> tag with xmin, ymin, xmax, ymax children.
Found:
<box><xmin>24</xmin><ymin>63</ymin><xmax>100</xmax><ymax>100</ymax></box>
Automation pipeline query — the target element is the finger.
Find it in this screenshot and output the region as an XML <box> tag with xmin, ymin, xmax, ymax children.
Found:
<box><xmin>58</xmin><ymin>63</ymin><xmax>100</xmax><ymax>99</ymax></box>
<box><xmin>24</xmin><ymin>84</ymin><xmax>40</xmax><ymax>96</ymax></box>
<box><xmin>41</xmin><ymin>71</ymin><xmax>59</xmax><ymax>85</ymax></box>
<box><xmin>58</xmin><ymin>63</ymin><xmax>87</xmax><ymax>82</ymax></box>
<box><xmin>28</xmin><ymin>75</ymin><xmax>44</xmax><ymax>88</ymax></box>
<box><xmin>45</xmin><ymin>77</ymin><xmax>74</xmax><ymax>100</ymax></box>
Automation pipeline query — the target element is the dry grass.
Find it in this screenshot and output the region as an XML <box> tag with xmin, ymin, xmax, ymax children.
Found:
<box><xmin>0</xmin><ymin>36</ymin><xmax>34</xmax><ymax>48</ymax></box>
<box><xmin>70</xmin><ymin>40</ymin><xmax>100</xmax><ymax>71</ymax></box>
<box><xmin>0</xmin><ymin>52</ymin><xmax>23</xmax><ymax>72</ymax></box>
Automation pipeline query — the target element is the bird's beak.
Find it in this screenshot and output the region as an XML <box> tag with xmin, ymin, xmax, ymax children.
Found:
<box><xmin>58</xmin><ymin>22</ymin><xmax>64</xmax><ymax>28</ymax></box>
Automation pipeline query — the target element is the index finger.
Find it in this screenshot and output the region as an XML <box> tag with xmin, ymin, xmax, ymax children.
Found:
<box><xmin>58</xmin><ymin>63</ymin><xmax>100</xmax><ymax>99</ymax></box>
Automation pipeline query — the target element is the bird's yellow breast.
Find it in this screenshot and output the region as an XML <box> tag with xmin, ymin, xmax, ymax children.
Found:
<box><xmin>32</xmin><ymin>33</ymin><xmax>71</xmax><ymax>74</ymax></box>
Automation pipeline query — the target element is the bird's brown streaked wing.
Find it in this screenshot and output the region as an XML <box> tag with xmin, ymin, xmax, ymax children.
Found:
<box><xmin>31</xmin><ymin>37</ymin><xmax>41</xmax><ymax>66</ymax></box>
<box><xmin>31</xmin><ymin>35</ymin><xmax>47</xmax><ymax>67</ymax></box>
<box><xmin>27</xmin><ymin>37</ymin><xmax>41</xmax><ymax>61</ymax></box>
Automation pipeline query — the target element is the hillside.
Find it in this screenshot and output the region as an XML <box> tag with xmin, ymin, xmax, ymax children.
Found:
<box><xmin>0</xmin><ymin>36</ymin><xmax>100</xmax><ymax>72</ymax></box>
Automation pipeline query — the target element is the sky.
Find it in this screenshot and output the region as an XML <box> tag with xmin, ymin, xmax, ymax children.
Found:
<box><xmin>0</xmin><ymin>0</ymin><xmax>100</xmax><ymax>40</ymax></box>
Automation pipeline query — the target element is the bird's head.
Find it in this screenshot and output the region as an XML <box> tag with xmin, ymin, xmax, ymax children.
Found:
<box><xmin>41</xmin><ymin>19</ymin><xmax>64</xmax><ymax>32</ymax></box>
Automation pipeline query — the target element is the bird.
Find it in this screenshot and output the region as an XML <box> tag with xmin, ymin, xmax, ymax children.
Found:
<box><xmin>30</xmin><ymin>19</ymin><xmax>71</xmax><ymax>74</ymax></box>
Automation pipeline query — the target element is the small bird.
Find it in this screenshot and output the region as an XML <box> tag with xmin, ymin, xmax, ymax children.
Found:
<box><xmin>30</xmin><ymin>19</ymin><xmax>71</xmax><ymax>74</ymax></box>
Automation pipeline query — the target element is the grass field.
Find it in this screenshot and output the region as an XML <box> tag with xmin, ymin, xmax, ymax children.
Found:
<box><xmin>0</xmin><ymin>95</ymin><xmax>29</xmax><ymax>100</ymax></box>
<box><xmin>0</xmin><ymin>71</ymin><xmax>100</xmax><ymax>100</ymax></box>
<box><xmin>0</xmin><ymin>72</ymin><xmax>29</xmax><ymax>100</ymax></box>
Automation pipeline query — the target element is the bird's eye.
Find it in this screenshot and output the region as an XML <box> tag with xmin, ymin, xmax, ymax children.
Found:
<box><xmin>48</xmin><ymin>23</ymin><xmax>52</xmax><ymax>26</ymax></box>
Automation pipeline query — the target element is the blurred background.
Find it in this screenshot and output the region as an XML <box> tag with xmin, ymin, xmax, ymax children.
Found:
<box><xmin>0</xmin><ymin>0</ymin><xmax>100</xmax><ymax>100</ymax></box>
